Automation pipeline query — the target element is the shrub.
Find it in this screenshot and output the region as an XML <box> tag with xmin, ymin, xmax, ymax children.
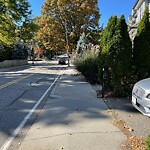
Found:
<box><xmin>11</xmin><ymin>43</ymin><xmax>28</xmax><ymax>60</ymax></box>
<box><xmin>0</xmin><ymin>43</ymin><xmax>29</xmax><ymax>62</ymax></box>
<box><xmin>146</xmin><ymin>134</ymin><xmax>150</xmax><ymax>150</ymax></box>
<box><xmin>0</xmin><ymin>44</ymin><xmax>5</xmax><ymax>62</ymax></box>
<box><xmin>0</xmin><ymin>44</ymin><xmax>12</xmax><ymax>62</ymax></box>
<box><xmin>75</xmin><ymin>50</ymin><xmax>99</xmax><ymax>84</ymax></box>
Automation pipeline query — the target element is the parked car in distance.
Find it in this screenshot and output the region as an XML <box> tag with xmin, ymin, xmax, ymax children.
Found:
<box><xmin>132</xmin><ymin>78</ymin><xmax>150</xmax><ymax>117</ymax></box>
<box><xmin>58</xmin><ymin>57</ymin><xmax>67</xmax><ymax>65</ymax></box>
<box><xmin>57</xmin><ymin>53</ymin><xmax>68</xmax><ymax>65</ymax></box>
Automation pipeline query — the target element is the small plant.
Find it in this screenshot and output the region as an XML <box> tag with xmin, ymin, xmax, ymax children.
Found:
<box><xmin>146</xmin><ymin>134</ymin><xmax>150</xmax><ymax>150</ymax></box>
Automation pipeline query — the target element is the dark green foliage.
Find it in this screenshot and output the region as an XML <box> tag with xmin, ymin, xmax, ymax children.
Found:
<box><xmin>0</xmin><ymin>43</ymin><xmax>28</xmax><ymax>62</ymax></box>
<box><xmin>133</xmin><ymin>7</ymin><xmax>150</xmax><ymax>80</ymax></box>
<box><xmin>100</xmin><ymin>16</ymin><xmax>118</xmax><ymax>54</ymax></box>
<box><xmin>146</xmin><ymin>134</ymin><xmax>150</xmax><ymax>150</ymax></box>
<box><xmin>98</xmin><ymin>16</ymin><xmax>118</xmax><ymax>84</ymax></box>
<box><xmin>11</xmin><ymin>44</ymin><xmax>28</xmax><ymax>60</ymax></box>
<box><xmin>98</xmin><ymin>15</ymin><xmax>132</xmax><ymax>97</ymax></box>
<box><xmin>0</xmin><ymin>45</ymin><xmax>12</xmax><ymax>62</ymax></box>
<box><xmin>75</xmin><ymin>50</ymin><xmax>99</xmax><ymax>84</ymax></box>
<box><xmin>110</xmin><ymin>15</ymin><xmax>132</xmax><ymax>96</ymax></box>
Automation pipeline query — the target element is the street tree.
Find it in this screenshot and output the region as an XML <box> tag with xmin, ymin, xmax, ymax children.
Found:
<box><xmin>18</xmin><ymin>17</ymin><xmax>39</xmax><ymax>43</ymax></box>
<box><xmin>0</xmin><ymin>0</ymin><xmax>31</xmax><ymax>44</ymax></box>
<box><xmin>36</xmin><ymin>0</ymin><xmax>100</xmax><ymax>52</ymax></box>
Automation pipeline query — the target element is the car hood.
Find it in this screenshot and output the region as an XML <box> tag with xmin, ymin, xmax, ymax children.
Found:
<box><xmin>135</xmin><ymin>78</ymin><xmax>150</xmax><ymax>92</ymax></box>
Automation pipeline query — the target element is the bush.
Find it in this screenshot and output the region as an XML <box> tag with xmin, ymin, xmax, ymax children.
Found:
<box><xmin>146</xmin><ymin>134</ymin><xmax>150</xmax><ymax>150</ymax></box>
<box><xmin>0</xmin><ymin>43</ymin><xmax>28</xmax><ymax>62</ymax></box>
<box><xmin>11</xmin><ymin>44</ymin><xmax>28</xmax><ymax>60</ymax></box>
<box><xmin>0</xmin><ymin>44</ymin><xmax>12</xmax><ymax>62</ymax></box>
<box><xmin>75</xmin><ymin>50</ymin><xmax>99</xmax><ymax>84</ymax></box>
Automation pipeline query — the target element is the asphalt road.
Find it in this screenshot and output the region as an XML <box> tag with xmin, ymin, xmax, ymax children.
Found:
<box><xmin>103</xmin><ymin>98</ymin><xmax>150</xmax><ymax>138</ymax></box>
<box><xmin>0</xmin><ymin>61</ymin><xmax>66</xmax><ymax>150</ymax></box>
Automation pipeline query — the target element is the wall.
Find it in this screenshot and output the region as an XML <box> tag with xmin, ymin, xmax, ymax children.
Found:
<box><xmin>0</xmin><ymin>60</ymin><xmax>28</xmax><ymax>68</ymax></box>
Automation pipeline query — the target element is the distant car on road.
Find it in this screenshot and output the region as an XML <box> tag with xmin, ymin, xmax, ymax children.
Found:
<box><xmin>132</xmin><ymin>78</ymin><xmax>150</xmax><ymax>117</ymax></box>
<box><xmin>58</xmin><ymin>57</ymin><xmax>66</xmax><ymax>65</ymax></box>
<box><xmin>57</xmin><ymin>53</ymin><xmax>68</xmax><ymax>65</ymax></box>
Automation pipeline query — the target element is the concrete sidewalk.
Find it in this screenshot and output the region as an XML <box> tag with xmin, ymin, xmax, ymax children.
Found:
<box><xmin>18</xmin><ymin>66</ymin><xmax>126</xmax><ymax>150</ymax></box>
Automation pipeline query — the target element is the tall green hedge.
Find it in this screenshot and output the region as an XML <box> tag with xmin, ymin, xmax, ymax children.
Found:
<box><xmin>133</xmin><ymin>7</ymin><xmax>150</xmax><ymax>80</ymax></box>
<box><xmin>98</xmin><ymin>16</ymin><xmax>118</xmax><ymax>84</ymax></box>
<box><xmin>0</xmin><ymin>43</ymin><xmax>29</xmax><ymax>62</ymax></box>
<box><xmin>0</xmin><ymin>45</ymin><xmax>12</xmax><ymax>62</ymax></box>
<box><xmin>11</xmin><ymin>44</ymin><xmax>28</xmax><ymax>60</ymax></box>
<box><xmin>98</xmin><ymin>15</ymin><xmax>132</xmax><ymax>96</ymax></box>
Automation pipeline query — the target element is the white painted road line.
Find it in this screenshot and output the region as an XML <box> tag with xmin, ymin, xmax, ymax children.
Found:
<box><xmin>0</xmin><ymin>69</ymin><xmax>65</xmax><ymax>150</ymax></box>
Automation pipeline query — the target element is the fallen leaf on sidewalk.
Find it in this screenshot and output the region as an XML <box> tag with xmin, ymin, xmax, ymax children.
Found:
<box><xmin>107</xmin><ymin>109</ymin><xmax>113</xmax><ymax>113</ymax></box>
<box><xmin>128</xmin><ymin>136</ymin><xmax>146</xmax><ymax>150</ymax></box>
<box><xmin>113</xmin><ymin>119</ymin><xmax>146</xmax><ymax>150</ymax></box>
<box><xmin>128</xmin><ymin>128</ymin><xmax>134</xmax><ymax>132</ymax></box>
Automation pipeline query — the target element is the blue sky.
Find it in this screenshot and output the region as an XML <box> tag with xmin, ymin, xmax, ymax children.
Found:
<box><xmin>28</xmin><ymin>0</ymin><xmax>136</xmax><ymax>26</ymax></box>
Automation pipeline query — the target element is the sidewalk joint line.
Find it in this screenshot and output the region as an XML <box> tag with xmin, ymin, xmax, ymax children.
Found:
<box><xmin>24</xmin><ymin>131</ymin><xmax>121</xmax><ymax>141</ymax></box>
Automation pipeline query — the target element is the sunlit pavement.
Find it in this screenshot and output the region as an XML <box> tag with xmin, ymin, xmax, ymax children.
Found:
<box><xmin>18</xmin><ymin>65</ymin><xmax>127</xmax><ymax>150</ymax></box>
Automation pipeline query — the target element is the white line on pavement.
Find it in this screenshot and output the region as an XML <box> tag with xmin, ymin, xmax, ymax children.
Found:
<box><xmin>0</xmin><ymin>69</ymin><xmax>65</xmax><ymax>150</ymax></box>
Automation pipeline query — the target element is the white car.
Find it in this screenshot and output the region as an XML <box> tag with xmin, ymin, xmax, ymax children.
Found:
<box><xmin>132</xmin><ymin>78</ymin><xmax>150</xmax><ymax>117</ymax></box>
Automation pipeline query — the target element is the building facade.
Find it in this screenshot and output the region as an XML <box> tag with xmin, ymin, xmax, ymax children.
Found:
<box><xmin>128</xmin><ymin>0</ymin><xmax>150</xmax><ymax>41</ymax></box>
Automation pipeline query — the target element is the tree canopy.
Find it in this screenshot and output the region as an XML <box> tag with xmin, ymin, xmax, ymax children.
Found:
<box><xmin>0</xmin><ymin>0</ymin><xmax>32</xmax><ymax>44</ymax></box>
<box><xmin>36</xmin><ymin>0</ymin><xmax>100</xmax><ymax>51</ymax></box>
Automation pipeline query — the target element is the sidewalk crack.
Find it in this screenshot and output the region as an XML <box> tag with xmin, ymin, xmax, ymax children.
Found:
<box><xmin>25</xmin><ymin>131</ymin><xmax>121</xmax><ymax>141</ymax></box>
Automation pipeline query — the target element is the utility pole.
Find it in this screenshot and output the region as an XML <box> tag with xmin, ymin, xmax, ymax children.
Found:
<box><xmin>64</xmin><ymin>19</ymin><xmax>70</xmax><ymax>66</ymax></box>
